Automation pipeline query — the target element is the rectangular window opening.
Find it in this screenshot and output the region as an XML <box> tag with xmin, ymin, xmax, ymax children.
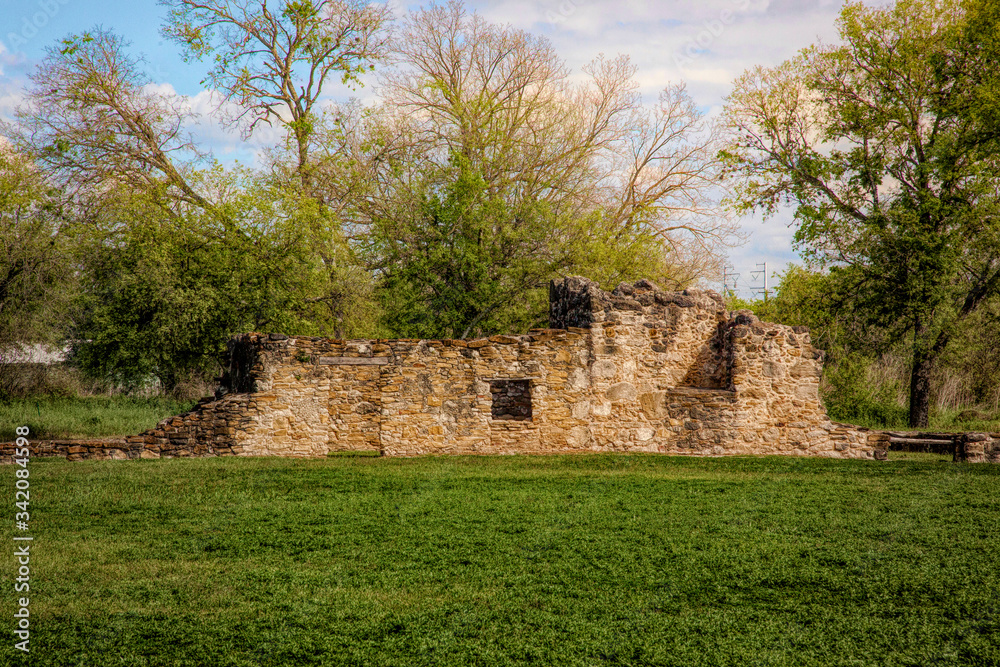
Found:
<box><xmin>490</xmin><ymin>379</ymin><xmax>532</xmax><ymax>421</ymax></box>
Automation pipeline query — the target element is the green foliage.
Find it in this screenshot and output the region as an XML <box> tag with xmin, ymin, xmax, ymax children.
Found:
<box><xmin>159</xmin><ymin>0</ymin><xmax>390</xmax><ymax>176</ymax></box>
<box><xmin>821</xmin><ymin>355</ymin><xmax>909</xmax><ymax>428</ymax></box>
<box><xmin>369</xmin><ymin>154</ymin><xmax>679</xmax><ymax>339</ymax></box>
<box><xmin>730</xmin><ymin>265</ymin><xmax>859</xmax><ymax>361</ymax></box>
<box><xmin>736</xmin><ymin>264</ymin><xmax>1000</xmax><ymax>429</ymax></box>
<box><xmin>5</xmin><ymin>455</ymin><xmax>1000</xmax><ymax>666</ymax></box>
<box><xmin>963</xmin><ymin>0</ymin><xmax>1000</xmax><ymax>136</ymax></box>
<box><xmin>0</xmin><ymin>362</ymin><xmax>109</xmax><ymax>400</ymax></box>
<box><xmin>727</xmin><ymin>266</ymin><xmax>831</xmax><ymax>332</ymax></box>
<box><xmin>734</xmin><ymin>267</ymin><xmax>911</xmax><ymax>427</ymax></box>
<box><xmin>371</xmin><ymin>157</ymin><xmax>557</xmax><ymax>338</ymax></box>
<box><xmin>8</xmin><ymin>4</ymin><xmax>731</xmax><ymax>376</ymax></box>
<box><xmin>72</xmin><ymin>171</ymin><xmax>344</xmax><ymax>390</ymax></box>
<box><xmin>562</xmin><ymin>210</ymin><xmax>680</xmax><ymax>294</ymax></box>
<box><xmin>326</xmin><ymin>8</ymin><xmax>735</xmax><ymax>336</ymax></box>
<box><xmin>722</xmin><ymin>0</ymin><xmax>1000</xmax><ymax>426</ymax></box>
<box><xmin>938</xmin><ymin>298</ymin><xmax>1000</xmax><ymax>407</ymax></box>
<box><xmin>0</xmin><ymin>149</ymin><xmax>78</xmax><ymax>357</ymax></box>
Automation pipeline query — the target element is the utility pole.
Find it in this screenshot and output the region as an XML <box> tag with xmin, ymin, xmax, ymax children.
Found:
<box><xmin>750</xmin><ymin>262</ymin><xmax>768</xmax><ymax>302</ymax></box>
<box><xmin>722</xmin><ymin>264</ymin><xmax>739</xmax><ymax>301</ymax></box>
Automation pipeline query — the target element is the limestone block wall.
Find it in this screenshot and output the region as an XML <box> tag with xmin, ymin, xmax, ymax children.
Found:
<box><xmin>378</xmin><ymin>332</ymin><xmax>594</xmax><ymax>456</ymax></box>
<box><xmin>0</xmin><ymin>276</ymin><xmax>888</xmax><ymax>462</ymax></box>
<box><xmin>550</xmin><ymin>277</ymin><xmax>730</xmax><ymax>390</ymax></box>
<box><xmin>552</xmin><ymin>278</ymin><xmax>733</xmax><ymax>453</ymax></box>
<box><xmin>544</xmin><ymin>278</ymin><xmax>878</xmax><ymax>457</ymax></box>
<box><xmin>123</xmin><ymin>394</ymin><xmax>250</xmax><ymax>458</ymax></box>
<box><xmin>107</xmin><ymin>334</ymin><xmax>391</xmax><ymax>460</ymax></box>
<box><xmin>122</xmin><ymin>277</ymin><xmax>876</xmax><ymax>459</ymax></box>
<box><xmin>0</xmin><ymin>394</ymin><xmax>251</xmax><ymax>463</ymax></box>
<box><xmin>723</xmin><ymin>312</ymin><xmax>875</xmax><ymax>457</ymax></box>
<box><xmin>221</xmin><ymin>334</ymin><xmax>388</xmax><ymax>457</ymax></box>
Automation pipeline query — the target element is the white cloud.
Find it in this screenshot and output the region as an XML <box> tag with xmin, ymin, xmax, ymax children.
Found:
<box><xmin>140</xmin><ymin>82</ymin><xmax>287</xmax><ymax>166</ymax></box>
<box><xmin>464</xmin><ymin>0</ymin><xmax>887</xmax><ymax>104</ymax></box>
<box><xmin>0</xmin><ymin>85</ymin><xmax>25</xmax><ymax>120</ymax></box>
<box><xmin>678</xmin><ymin>68</ymin><xmax>732</xmax><ymax>85</ymax></box>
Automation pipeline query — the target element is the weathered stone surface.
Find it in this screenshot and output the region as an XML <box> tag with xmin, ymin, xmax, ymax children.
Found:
<box><xmin>591</xmin><ymin>359</ymin><xmax>618</xmax><ymax>378</ymax></box>
<box><xmin>762</xmin><ymin>361</ymin><xmax>784</xmax><ymax>378</ymax></box>
<box><xmin>790</xmin><ymin>361</ymin><xmax>819</xmax><ymax>379</ymax></box>
<box><xmin>639</xmin><ymin>392</ymin><xmax>668</xmax><ymax>419</ymax></box>
<box><xmin>318</xmin><ymin>357</ymin><xmax>390</xmax><ymax>366</ymax></box>
<box><xmin>954</xmin><ymin>432</ymin><xmax>1000</xmax><ymax>462</ymax></box>
<box><xmin>606</xmin><ymin>382</ymin><xmax>638</xmax><ymax>403</ymax></box>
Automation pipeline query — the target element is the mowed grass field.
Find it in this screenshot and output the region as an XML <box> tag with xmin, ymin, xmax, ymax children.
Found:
<box><xmin>2</xmin><ymin>454</ymin><xmax>999</xmax><ymax>666</ymax></box>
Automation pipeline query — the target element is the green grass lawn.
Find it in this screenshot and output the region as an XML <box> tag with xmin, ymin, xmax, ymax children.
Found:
<box><xmin>887</xmin><ymin>451</ymin><xmax>954</xmax><ymax>462</ymax></box>
<box><xmin>0</xmin><ymin>396</ymin><xmax>198</xmax><ymax>441</ymax></box>
<box><xmin>2</xmin><ymin>454</ymin><xmax>999</xmax><ymax>666</ymax></box>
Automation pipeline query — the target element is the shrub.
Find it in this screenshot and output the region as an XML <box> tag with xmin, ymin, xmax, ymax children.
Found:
<box><xmin>822</xmin><ymin>355</ymin><xmax>909</xmax><ymax>428</ymax></box>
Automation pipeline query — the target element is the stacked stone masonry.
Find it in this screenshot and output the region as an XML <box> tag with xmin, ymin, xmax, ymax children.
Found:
<box><xmin>2</xmin><ymin>277</ymin><xmax>890</xmax><ymax>462</ymax></box>
<box><xmin>954</xmin><ymin>433</ymin><xmax>1000</xmax><ymax>463</ymax></box>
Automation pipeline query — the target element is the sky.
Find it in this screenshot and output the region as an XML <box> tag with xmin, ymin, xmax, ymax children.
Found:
<box><xmin>0</xmin><ymin>0</ymin><xmax>887</xmax><ymax>298</ymax></box>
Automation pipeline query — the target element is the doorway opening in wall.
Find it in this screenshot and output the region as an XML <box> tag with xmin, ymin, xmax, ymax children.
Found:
<box><xmin>490</xmin><ymin>380</ymin><xmax>532</xmax><ymax>421</ymax></box>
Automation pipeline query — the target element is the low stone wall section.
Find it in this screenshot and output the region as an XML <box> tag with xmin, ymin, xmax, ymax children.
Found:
<box><xmin>954</xmin><ymin>433</ymin><xmax>1000</xmax><ymax>462</ymax></box>
<box><xmin>0</xmin><ymin>395</ymin><xmax>250</xmax><ymax>463</ymax></box>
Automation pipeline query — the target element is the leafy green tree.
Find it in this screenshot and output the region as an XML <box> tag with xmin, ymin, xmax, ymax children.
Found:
<box><xmin>958</xmin><ymin>0</ymin><xmax>1000</xmax><ymax>143</ymax></box>
<box><xmin>73</xmin><ymin>170</ymin><xmax>343</xmax><ymax>390</ymax></box>
<box><xmin>937</xmin><ymin>296</ymin><xmax>1000</xmax><ymax>410</ymax></box>
<box><xmin>0</xmin><ymin>146</ymin><xmax>78</xmax><ymax>363</ymax></box>
<box><xmin>728</xmin><ymin>264</ymin><xmax>896</xmax><ymax>362</ymax></box>
<box><xmin>7</xmin><ymin>27</ymin><xmax>383</xmax><ymax>388</ymax></box>
<box><xmin>721</xmin><ymin>0</ymin><xmax>1000</xmax><ymax>427</ymax></box>
<box><xmin>159</xmin><ymin>1</ymin><xmax>394</xmax><ymax>328</ymax></box>
<box><xmin>318</xmin><ymin>2</ymin><xmax>738</xmax><ymax>334</ymax></box>
<box><xmin>370</xmin><ymin>156</ymin><xmax>566</xmax><ymax>338</ymax></box>
<box><xmin>733</xmin><ymin>265</ymin><xmax>911</xmax><ymax>427</ymax></box>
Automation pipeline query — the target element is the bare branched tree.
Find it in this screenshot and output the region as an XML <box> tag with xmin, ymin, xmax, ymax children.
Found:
<box><xmin>317</xmin><ymin>1</ymin><xmax>740</xmax><ymax>287</ymax></box>
<box><xmin>160</xmin><ymin>0</ymin><xmax>392</xmax><ymax>185</ymax></box>
<box><xmin>6</xmin><ymin>29</ymin><xmax>210</xmax><ymax>212</ymax></box>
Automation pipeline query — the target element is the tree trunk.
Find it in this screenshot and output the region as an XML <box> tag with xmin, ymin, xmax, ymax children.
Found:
<box><xmin>296</xmin><ymin>129</ymin><xmax>312</xmax><ymax>193</ymax></box>
<box><xmin>908</xmin><ymin>350</ymin><xmax>933</xmax><ymax>428</ymax></box>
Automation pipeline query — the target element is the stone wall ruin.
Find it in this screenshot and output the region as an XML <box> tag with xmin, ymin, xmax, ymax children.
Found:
<box><xmin>2</xmin><ymin>277</ymin><xmax>891</xmax><ymax>462</ymax></box>
<box><xmin>77</xmin><ymin>276</ymin><xmax>882</xmax><ymax>461</ymax></box>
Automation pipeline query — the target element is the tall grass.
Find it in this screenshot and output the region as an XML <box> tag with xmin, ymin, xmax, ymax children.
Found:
<box><xmin>0</xmin><ymin>396</ymin><xmax>197</xmax><ymax>440</ymax></box>
<box><xmin>822</xmin><ymin>350</ymin><xmax>1000</xmax><ymax>431</ymax></box>
<box><xmin>0</xmin><ymin>361</ymin><xmax>208</xmax><ymax>440</ymax></box>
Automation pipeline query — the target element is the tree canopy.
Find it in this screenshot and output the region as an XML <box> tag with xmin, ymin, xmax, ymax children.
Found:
<box><xmin>721</xmin><ymin>0</ymin><xmax>1000</xmax><ymax>427</ymax></box>
<box><xmin>160</xmin><ymin>0</ymin><xmax>392</xmax><ymax>186</ymax></box>
<box><xmin>0</xmin><ymin>0</ymin><xmax>748</xmax><ymax>389</ymax></box>
<box><xmin>313</xmin><ymin>1</ymin><xmax>738</xmax><ymax>337</ymax></box>
<box><xmin>0</xmin><ymin>146</ymin><xmax>77</xmax><ymax>362</ymax></box>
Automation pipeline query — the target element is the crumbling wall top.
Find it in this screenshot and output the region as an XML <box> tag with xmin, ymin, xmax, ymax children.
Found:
<box><xmin>548</xmin><ymin>276</ymin><xmax>726</xmax><ymax>330</ymax></box>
